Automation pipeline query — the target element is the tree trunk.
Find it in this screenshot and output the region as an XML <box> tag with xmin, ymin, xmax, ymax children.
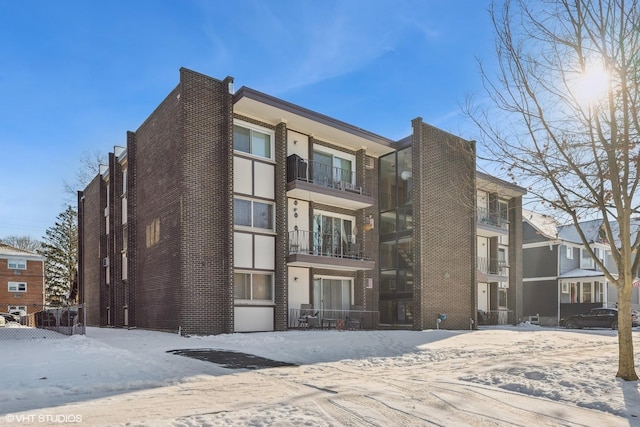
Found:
<box><xmin>616</xmin><ymin>279</ymin><xmax>638</xmax><ymax>381</ymax></box>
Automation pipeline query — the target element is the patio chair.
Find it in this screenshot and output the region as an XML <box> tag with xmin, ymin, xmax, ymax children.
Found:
<box><xmin>297</xmin><ymin>304</ymin><xmax>319</xmax><ymax>328</ymax></box>
<box><xmin>346</xmin><ymin>305</ymin><xmax>365</xmax><ymax>329</ymax></box>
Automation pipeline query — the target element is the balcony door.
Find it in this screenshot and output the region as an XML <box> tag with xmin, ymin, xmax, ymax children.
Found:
<box><xmin>313</xmin><ymin>213</ymin><xmax>353</xmax><ymax>257</ymax></box>
<box><xmin>312</xmin><ymin>150</ymin><xmax>353</xmax><ymax>188</ymax></box>
<box><xmin>313</xmin><ymin>278</ymin><xmax>352</xmax><ymax>311</ymax></box>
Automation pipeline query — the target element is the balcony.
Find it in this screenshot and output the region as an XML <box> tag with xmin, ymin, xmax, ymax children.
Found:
<box><xmin>477</xmin><ymin>206</ymin><xmax>509</xmax><ymax>237</ymax></box>
<box><xmin>287</xmin><ymin>230</ymin><xmax>375</xmax><ymax>271</ymax></box>
<box><xmin>286</xmin><ymin>154</ymin><xmax>374</xmax><ymax>209</ymax></box>
<box><xmin>477</xmin><ymin>256</ymin><xmax>509</xmax><ymax>280</ymax></box>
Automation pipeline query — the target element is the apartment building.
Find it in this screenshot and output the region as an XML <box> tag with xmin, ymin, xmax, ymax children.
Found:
<box><xmin>78</xmin><ymin>68</ymin><xmax>525</xmax><ymax>335</ymax></box>
<box><xmin>0</xmin><ymin>243</ymin><xmax>45</xmax><ymax>314</ymax></box>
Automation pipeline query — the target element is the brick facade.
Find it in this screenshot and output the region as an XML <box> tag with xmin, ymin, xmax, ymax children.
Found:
<box><xmin>77</xmin><ymin>68</ymin><xmax>524</xmax><ymax>335</ymax></box>
<box><xmin>412</xmin><ymin>118</ymin><xmax>476</xmax><ymax>330</ymax></box>
<box><xmin>0</xmin><ymin>245</ymin><xmax>45</xmax><ymax>312</ymax></box>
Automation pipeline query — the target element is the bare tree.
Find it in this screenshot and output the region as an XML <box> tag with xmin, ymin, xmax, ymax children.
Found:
<box><xmin>0</xmin><ymin>235</ymin><xmax>42</xmax><ymax>252</ymax></box>
<box><xmin>467</xmin><ymin>0</ymin><xmax>640</xmax><ymax>380</ymax></box>
<box><xmin>63</xmin><ymin>150</ymin><xmax>106</xmax><ymax>201</ymax></box>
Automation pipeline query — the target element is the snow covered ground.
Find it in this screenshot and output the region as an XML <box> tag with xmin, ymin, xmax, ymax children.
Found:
<box><xmin>2</xmin><ymin>324</ymin><xmax>640</xmax><ymax>426</ymax></box>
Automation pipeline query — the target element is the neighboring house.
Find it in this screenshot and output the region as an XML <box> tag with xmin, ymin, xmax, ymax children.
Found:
<box><xmin>0</xmin><ymin>243</ymin><xmax>45</xmax><ymax>315</ymax></box>
<box><xmin>522</xmin><ymin>210</ymin><xmax>640</xmax><ymax>326</ymax></box>
<box><xmin>77</xmin><ymin>68</ymin><xmax>525</xmax><ymax>335</ymax></box>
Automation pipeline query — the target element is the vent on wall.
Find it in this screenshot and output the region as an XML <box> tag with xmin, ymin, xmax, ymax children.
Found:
<box><xmin>364</xmin><ymin>157</ymin><xmax>375</xmax><ymax>170</ymax></box>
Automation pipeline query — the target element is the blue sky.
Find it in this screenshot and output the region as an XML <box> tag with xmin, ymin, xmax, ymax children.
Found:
<box><xmin>0</xmin><ymin>0</ymin><xmax>497</xmax><ymax>240</ymax></box>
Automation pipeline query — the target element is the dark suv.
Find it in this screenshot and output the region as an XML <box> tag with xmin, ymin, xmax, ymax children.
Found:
<box><xmin>561</xmin><ymin>308</ymin><xmax>640</xmax><ymax>330</ymax></box>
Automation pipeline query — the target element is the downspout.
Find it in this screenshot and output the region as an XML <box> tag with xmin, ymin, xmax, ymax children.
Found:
<box><xmin>556</xmin><ymin>241</ymin><xmax>561</xmax><ymax>326</ymax></box>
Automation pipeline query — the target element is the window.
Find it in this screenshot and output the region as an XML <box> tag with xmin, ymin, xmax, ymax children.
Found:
<box><xmin>566</xmin><ymin>245</ymin><xmax>573</xmax><ymax>259</ymax></box>
<box><xmin>234</xmin><ymin>272</ymin><xmax>273</xmax><ymax>301</ymax></box>
<box><xmin>8</xmin><ymin>282</ymin><xmax>27</xmax><ymax>292</ymax></box>
<box><xmin>121</xmin><ymin>251</ymin><xmax>128</xmax><ymax>280</ymax></box>
<box><xmin>580</xmin><ymin>248</ymin><xmax>594</xmax><ymax>269</ymax></box>
<box><xmin>233</xmin><ymin>124</ymin><xmax>272</xmax><ymax>159</ymax></box>
<box><xmin>234</xmin><ymin>198</ymin><xmax>274</xmax><ymax>230</ymax></box>
<box><xmin>7</xmin><ymin>259</ymin><xmax>27</xmax><ymax>270</ymax></box>
<box><xmin>8</xmin><ymin>305</ymin><xmax>27</xmax><ymax>315</ymax></box>
<box><xmin>582</xmin><ymin>282</ymin><xmax>593</xmax><ymax>303</ymax></box>
<box><xmin>498</xmin><ymin>200</ymin><xmax>509</xmax><ymax>224</ymax></box>
<box><xmin>122</xmin><ymin>169</ymin><xmax>128</xmax><ymax>196</ymax></box>
<box><xmin>313</xmin><ymin>277</ymin><xmax>352</xmax><ymax>311</ymax></box>
<box><xmin>498</xmin><ymin>288</ymin><xmax>507</xmax><ymax>307</ymax></box>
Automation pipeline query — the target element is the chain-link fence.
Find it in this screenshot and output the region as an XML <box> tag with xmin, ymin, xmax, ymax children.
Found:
<box><xmin>0</xmin><ymin>303</ymin><xmax>86</xmax><ymax>339</ymax></box>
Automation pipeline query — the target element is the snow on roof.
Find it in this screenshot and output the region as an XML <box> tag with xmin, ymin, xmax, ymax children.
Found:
<box><xmin>557</xmin><ymin>218</ymin><xmax>604</xmax><ymax>244</ymax></box>
<box><xmin>558</xmin><ymin>268</ymin><xmax>608</xmax><ymax>279</ymax></box>
<box><xmin>0</xmin><ymin>243</ymin><xmax>44</xmax><ymax>260</ymax></box>
<box><xmin>523</xmin><ymin>209</ymin><xmax>559</xmax><ymax>239</ymax></box>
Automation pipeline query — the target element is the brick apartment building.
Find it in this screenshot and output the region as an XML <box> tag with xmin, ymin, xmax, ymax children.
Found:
<box><xmin>0</xmin><ymin>244</ymin><xmax>45</xmax><ymax>314</ymax></box>
<box><xmin>78</xmin><ymin>68</ymin><xmax>525</xmax><ymax>335</ymax></box>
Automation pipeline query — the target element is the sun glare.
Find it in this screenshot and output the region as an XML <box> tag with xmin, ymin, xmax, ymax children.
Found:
<box><xmin>574</xmin><ymin>61</ymin><xmax>610</xmax><ymax>107</ymax></box>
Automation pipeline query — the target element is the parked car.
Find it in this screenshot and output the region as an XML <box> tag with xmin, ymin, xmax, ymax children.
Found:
<box><xmin>0</xmin><ymin>315</ymin><xmax>5</xmax><ymax>327</ymax></box>
<box><xmin>561</xmin><ymin>308</ymin><xmax>640</xmax><ymax>330</ymax></box>
<box><xmin>0</xmin><ymin>312</ymin><xmax>19</xmax><ymax>323</ymax></box>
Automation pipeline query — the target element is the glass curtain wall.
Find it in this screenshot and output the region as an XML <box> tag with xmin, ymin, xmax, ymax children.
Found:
<box><xmin>379</xmin><ymin>147</ymin><xmax>414</xmax><ymax>324</ymax></box>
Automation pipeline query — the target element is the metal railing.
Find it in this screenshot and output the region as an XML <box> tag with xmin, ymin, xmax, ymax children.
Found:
<box><xmin>287</xmin><ymin>155</ymin><xmax>367</xmax><ymax>195</ymax></box>
<box><xmin>288</xmin><ymin>230</ymin><xmax>369</xmax><ymax>260</ymax></box>
<box><xmin>477</xmin><ymin>309</ymin><xmax>515</xmax><ymax>326</ymax></box>
<box><xmin>0</xmin><ymin>303</ymin><xmax>86</xmax><ymax>339</ymax></box>
<box><xmin>477</xmin><ymin>257</ymin><xmax>509</xmax><ymax>276</ymax></box>
<box><xmin>289</xmin><ymin>307</ymin><xmax>379</xmax><ymax>330</ymax></box>
<box><xmin>477</xmin><ymin>206</ymin><xmax>508</xmax><ymax>229</ymax></box>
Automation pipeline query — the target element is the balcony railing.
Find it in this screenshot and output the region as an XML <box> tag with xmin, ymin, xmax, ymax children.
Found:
<box><xmin>287</xmin><ymin>155</ymin><xmax>365</xmax><ymax>195</ymax></box>
<box><xmin>288</xmin><ymin>230</ymin><xmax>368</xmax><ymax>260</ymax></box>
<box><xmin>289</xmin><ymin>307</ymin><xmax>379</xmax><ymax>329</ymax></box>
<box><xmin>477</xmin><ymin>206</ymin><xmax>508</xmax><ymax>229</ymax></box>
<box><xmin>477</xmin><ymin>309</ymin><xmax>514</xmax><ymax>326</ymax></box>
<box><xmin>477</xmin><ymin>257</ymin><xmax>509</xmax><ymax>276</ymax></box>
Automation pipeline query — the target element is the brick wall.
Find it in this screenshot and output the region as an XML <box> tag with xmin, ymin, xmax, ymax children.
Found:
<box><xmin>412</xmin><ymin>118</ymin><xmax>476</xmax><ymax>330</ymax></box>
<box><xmin>178</xmin><ymin>68</ymin><xmax>235</xmax><ymax>335</ymax></box>
<box><xmin>0</xmin><ymin>258</ymin><xmax>44</xmax><ymax>309</ymax></box>
<box><xmin>132</xmin><ymin>81</ymin><xmax>183</xmax><ymax>332</ymax></box>
<box><xmin>78</xmin><ymin>175</ymin><xmax>102</xmax><ymax>325</ymax></box>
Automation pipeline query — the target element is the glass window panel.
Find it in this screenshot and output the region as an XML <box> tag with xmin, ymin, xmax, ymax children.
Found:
<box><xmin>583</xmin><ymin>282</ymin><xmax>592</xmax><ymax>303</ymax></box>
<box><xmin>252</xmin><ymin>131</ymin><xmax>271</xmax><ymax>158</ymax></box>
<box><xmin>234</xmin><ymin>273</ymin><xmax>251</xmax><ymax>299</ymax></box>
<box><xmin>380</xmin><ymin>211</ymin><xmax>397</xmax><ymax>235</ymax></box>
<box><xmin>335</xmin><ymin>157</ymin><xmax>352</xmax><ymax>184</ymax></box>
<box><xmin>233</xmin><ymin>199</ymin><xmax>252</xmax><ymax>226</ymax></box>
<box><xmin>233</xmin><ymin>125</ymin><xmax>251</xmax><ymax>153</ymax></box>
<box><xmin>381</xmin><ymin>241</ymin><xmax>397</xmax><ymax>269</ymax></box>
<box><xmin>322</xmin><ymin>216</ymin><xmax>333</xmax><ymax>256</ymax></box>
<box><xmin>253</xmin><ymin>202</ymin><xmax>273</xmax><ymax>229</ymax></box>
<box><xmin>398</xmin><ymin>147</ymin><xmax>412</xmax><ymax>206</ymax></box>
<box><xmin>313</xmin><ymin>151</ymin><xmax>333</xmax><ymax>187</ymax></box>
<box><xmin>379</xmin><ymin>153</ymin><xmax>396</xmax><ymax>211</ymax></box>
<box><xmin>252</xmin><ymin>274</ymin><xmax>272</xmax><ymax>300</ymax></box>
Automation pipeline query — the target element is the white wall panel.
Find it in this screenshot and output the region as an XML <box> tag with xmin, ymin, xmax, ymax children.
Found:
<box><xmin>234</xmin><ymin>156</ymin><xmax>253</xmax><ymax>195</ymax></box>
<box><xmin>234</xmin><ymin>232</ymin><xmax>253</xmax><ymax>268</ymax></box>
<box><xmin>254</xmin><ymin>162</ymin><xmax>275</xmax><ymax>199</ymax></box>
<box><xmin>234</xmin><ymin>306</ymin><xmax>274</xmax><ymax>332</ymax></box>
<box><xmin>254</xmin><ymin>235</ymin><xmax>275</xmax><ymax>269</ymax></box>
